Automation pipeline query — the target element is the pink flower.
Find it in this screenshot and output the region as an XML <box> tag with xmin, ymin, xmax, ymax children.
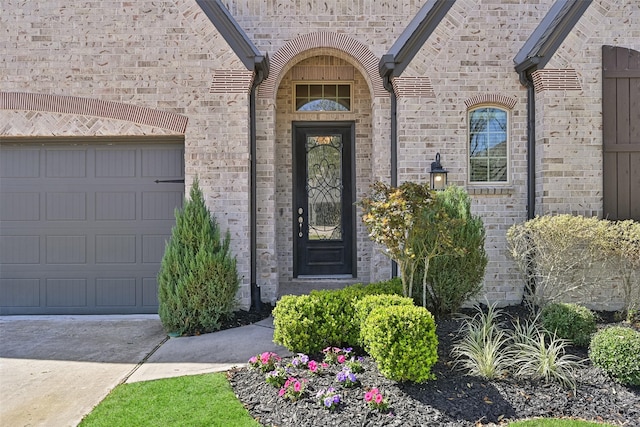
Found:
<box><xmin>322</xmin><ymin>363</ymin><xmax>329</xmax><ymax>368</ymax></box>
<box><xmin>278</xmin><ymin>388</ymin><xmax>285</xmax><ymax>397</ymax></box>
<box><xmin>249</xmin><ymin>356</ymin><xmax>257</xmax><ymax>364</ymax></box>
<box><xmin>337</xmin><ymin>355</ymin><xmax>346</xmax><ymax>364</ymax></box>
<box><xmin>308</xmin><ymin>360</ymin><xmax>318</xmax><ymax>372</ymax></box>
<box><xmin>294</xmin><ymin>381</ymin><xmax>301</xmax><ymax>392</ymax></box>
<box><xmin>260</xmin><ymin>352</ymin><xmax>271</xmax><ymax>364</ymax></box>
<box><xmin>370</xmin><ymin>388</ymin><xmax>379</xmax><ymax>394</ymax></box>
<box><xmin>375</xmin><ymin>393</ymin><xmax>383</xmax><ymax>404</ymax></box>
<box><xmin>364</xmin><ymin>391</ymin><xmax>373</xmax><ymax>402</ymax></box>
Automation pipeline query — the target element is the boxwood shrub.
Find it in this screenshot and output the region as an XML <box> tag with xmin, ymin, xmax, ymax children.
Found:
<box><xmin>541</xmin><ymin>302</ymin><xmax>597</xmax><ymax>347</ymax></box>
<box><xmin>354</xmin><ymin>294</ymin><xmax>415</xmax><ymax>346</ymax></box>
<box><xmin>272</xmin><ymin>278</ymin><xmax>403</xmax><ymax>354</ymax></box>
<box><xmin>589</xmin><ymin>326</ymin><xmax>640</xmax><ymax>386</ymax></box>
<box><xmin>361</xmin><ymin>305</ymin><xmax>438</xmax><ymax>383</ymax></box>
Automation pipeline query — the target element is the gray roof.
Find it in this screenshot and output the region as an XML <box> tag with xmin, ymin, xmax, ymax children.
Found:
<box><xmin>514</xmin><ymin>0</ymin><xmax>592</xmax><ymax>74</ymax></box>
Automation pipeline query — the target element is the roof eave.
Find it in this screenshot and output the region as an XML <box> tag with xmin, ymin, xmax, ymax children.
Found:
<box><xmin>196</xmin><ymin>0</ymin><xmax>268</xmax><ymax>83</ymax></box>
<box><xmin>379</xmin><ymin>0</ymin><xmax>455</xmax><ymax>82</ymax></box>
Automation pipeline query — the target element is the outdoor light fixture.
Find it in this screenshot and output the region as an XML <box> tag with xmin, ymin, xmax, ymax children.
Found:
<box><xmin>429</xmin><ymin>152</ymin><xmax>448</xmax><ymax>191</ymax></box>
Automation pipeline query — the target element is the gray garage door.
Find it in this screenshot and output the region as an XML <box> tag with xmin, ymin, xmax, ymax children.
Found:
<box><xmin>0</xmin><ymin>139</ymin><xmax>184</xmax><ymax>314</ymax></box>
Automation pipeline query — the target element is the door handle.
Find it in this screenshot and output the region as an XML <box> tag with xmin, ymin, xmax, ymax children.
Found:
<box><xmin>298</xmin><ymin>207</ymin><xmax>304</xmax><ymax>238</ymax></box>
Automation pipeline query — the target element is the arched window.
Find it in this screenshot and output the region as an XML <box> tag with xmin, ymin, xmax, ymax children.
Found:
<box><xmin>468</xmin><ymin>106</ymin><xmax>508</xmax><ymax>183</ymax></box>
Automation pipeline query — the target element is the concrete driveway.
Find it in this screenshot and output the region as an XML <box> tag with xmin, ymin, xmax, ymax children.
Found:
<box><xmin>0</xmin><ymin>315</ymin><xmax>166</xmax><ymax>427</ymax></box>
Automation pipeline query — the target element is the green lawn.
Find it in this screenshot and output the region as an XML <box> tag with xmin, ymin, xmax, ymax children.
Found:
<box><xmin>510</xmin><ymin>419</ymin><xmax>615</xmax><ymax>427</ymax></box>
<box><xmin>79</xmin><ymin>373</ymin><xmax>259</xmax><ymax>427</ymax></box>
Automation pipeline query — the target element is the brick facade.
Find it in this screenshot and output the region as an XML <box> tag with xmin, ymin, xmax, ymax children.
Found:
<box><xmin>2</xmin><ymin>0</ymin><xmax>638</xmax><ymax>310</ymax></box>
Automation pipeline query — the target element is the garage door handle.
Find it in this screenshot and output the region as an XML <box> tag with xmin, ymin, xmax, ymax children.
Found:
<box><xmin>154</xmin><ymin>179</ymin><xmax>185</xmax><ymax>183</ymax></box>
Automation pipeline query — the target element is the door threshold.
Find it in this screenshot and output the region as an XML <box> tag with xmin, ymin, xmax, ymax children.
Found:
<box><xmin>295</xmin><ymin>275</ymin><xmax>354</xmax><ymax>280</ymax></box>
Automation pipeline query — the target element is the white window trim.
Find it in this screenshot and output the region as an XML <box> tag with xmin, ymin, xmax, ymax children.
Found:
<box><xmin>466</xmin><ymin>104</ymin><xmax>511</xmax><ymax>186</ymax></box>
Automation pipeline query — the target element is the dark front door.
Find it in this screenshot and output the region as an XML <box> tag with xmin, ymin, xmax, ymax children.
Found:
<box><xmin>293</xmin><ymin>122</ymin><xmax>355</xmax><ymax>276</ymax></box>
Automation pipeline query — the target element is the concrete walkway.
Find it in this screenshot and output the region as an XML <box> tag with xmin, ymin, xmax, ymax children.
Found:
<box><xmin>0</xmin><ymin>315</ymin><xmax>289</xmax><ymax>427</ymax></box>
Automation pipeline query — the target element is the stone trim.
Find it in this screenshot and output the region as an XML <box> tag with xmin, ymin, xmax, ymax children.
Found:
<box><xmin>391</xmin><ymin>76</ymin><xmax>435</xmax><ymax>98</ymax></box>
<box><xmin>531</xmin><ymin>69</ymin><xmax>582</xmax><ymax>92</ymax></box>
<box><xmin>209</xmin><ymin>69</ymin><xmax>256</xmax><ymax>94</ymax></box>
<box><xmin>464</xmin><ymin>93</ymin><xmax>517</xmax><ymax>109</ymax></box>
<box><xmin>258</xmin><ymin>32</ymin><xmax>386</xmax><ymax>99</ymax></box>
<box><xmin>0</xmin><ymin>92</ymin><xmax>188</xmax><ymax>134</ymax></box>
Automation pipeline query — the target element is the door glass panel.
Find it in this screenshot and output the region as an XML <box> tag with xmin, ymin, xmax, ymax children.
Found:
<box><xmin>306</xmin><ymin>135</ymin><xmax>342</xmax><ymax>240</ymax></box>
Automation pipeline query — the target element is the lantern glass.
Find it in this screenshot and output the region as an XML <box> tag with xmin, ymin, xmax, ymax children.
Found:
<box><xmin>430</xmin><ymin>171</ymin><xmax>447</xmax><ymax>191</ymax></box>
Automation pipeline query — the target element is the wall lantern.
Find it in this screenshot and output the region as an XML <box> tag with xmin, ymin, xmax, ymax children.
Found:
<box><xmin>429</xmin><ymin>153</ymin><xmax>448</xmax><ymax>191</ymax></box>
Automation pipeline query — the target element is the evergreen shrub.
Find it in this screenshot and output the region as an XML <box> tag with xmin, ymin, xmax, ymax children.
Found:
<box><xmin>411</xmin><ymin>185</ymin><xmax>487</xmax><ymax>318</ymax></box>
<box><xmin>353</xmin><ymin>294</ymin><xmax>414</xmax><ymax>346</ymax></box>
<box><xmin>589</xmin><ymin>326</ymin><xmax>640</xmax><ymax>386</ymax></box>
<box><xmin>361</xmin><ymin>305</ymin><xmax>438</xmax><ymax>383</ymax></box>
<box><xmin>157</xmin><ymin>178</ymin><xmax>239</xmax><ymax>336</ymax></box>
<box><xmin>272</xmin><ymin>279</ymin><xmax>403</xmax><ymax>354</ymax></box>
<box><xmin>541</xmin><ymin>302</ymin><xmax>597</xmax><ymax>347</ymax></box>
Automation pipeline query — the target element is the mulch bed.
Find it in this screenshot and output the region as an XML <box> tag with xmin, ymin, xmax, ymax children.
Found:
<box><xmin>228</xmin><ymin>305</ymin><xmax>640</xmax><ymax>426</ymax></box>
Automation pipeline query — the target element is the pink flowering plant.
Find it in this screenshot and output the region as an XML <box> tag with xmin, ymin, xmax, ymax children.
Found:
<box><xmin>316</xmin><ymin>387</ymin><xmax>341</xmax><ymax>411</ymax></box>
<box><xmin>307</xmin><ymin>359</ymin><xmax>329</xmax><ymax>375</ymax></box>
<box><xmin>336</xmin><ymin>366</ymin><xmax>359</xmax><ymax>388</ymax></box>
<box><xmin>278</xmin><ymin>377</ymin><xmax>307</xmax><ymax>401</ymax></box>
<box><xmin>265</xmin><ymin>366</ymin><xmax>288</xmax><ymax>388</ymax></box>
<box><xmin>248</xmin><ymin>351</ymin><xmax>281</xmax><ymax>372</ymax></box>
<box><xmin>322</xmin><ymin>346</ymin><xmax>353</xmax><ymax>365</ymax></box>
<box><xmin>364</xmin><ymin>387</ymin><xmax>389</xmax><ymax>413</ymax></box>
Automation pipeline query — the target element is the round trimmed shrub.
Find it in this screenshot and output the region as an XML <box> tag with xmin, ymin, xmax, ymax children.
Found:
<box><xmin>589</xmin><ymin>326</ymin><xmax>640</xmax><ymax>386</ymax></box>
<box><xmin>361</xmin><ymin>305</ymin><xmax>438</xmax><ymax>383</ymax></box>
<box><xmin>541</xmin><ymin>302</ymin><xmax>597</xmax><ymax>347</ymax></box>
<box><xmin>354</xmin><ymin>294</ymin><xmax>414</xmax><ymax>346</ymax></box>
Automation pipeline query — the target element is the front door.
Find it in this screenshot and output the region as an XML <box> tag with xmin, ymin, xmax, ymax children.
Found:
<box><xmin>293</xmin><ymin>122</ymin><xmax>355</xmax><ymax>276</ymax></box>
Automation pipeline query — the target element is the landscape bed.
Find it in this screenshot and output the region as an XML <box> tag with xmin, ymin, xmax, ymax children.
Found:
<box><xmin>229</xmin><ymin>306</ymin><xmax>640</xmax><ymax>427</ymax></box>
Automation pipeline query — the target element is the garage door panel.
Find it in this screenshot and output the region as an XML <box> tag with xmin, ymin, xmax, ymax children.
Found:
<box><xmin>0</xmin><ymin>236</ymin><xmax>40</xmax><ymax>264</ymax></box>
<box><xmin>95</xmin><ymin>149</ymin><xmax>136</xmax><ymax>177</ymax></box>
<box><xmin>46</xmin><ymin>279</ymin><xmax>87</xmax><ymax>307</ymax></box>
<box><xmin>95</xmin><ymin>235</ymin><xmax>136</xmax><ymax>263</ymax></box>
<box><xmin>142</xmin><ymin>235</ymin><xmax>169</xmax><ymax>264</ymax></box>
<box><xmin>46</xmin><ymin>150</ymin><xmax>86</xmax><ymax>178</ymax></box>
<box><xmin>46</xmin><ymin>235</ymin><xmax>86</xmax><ymax>264</ymax></box>
<box><xmin>1</xmin><ymin>141</ymin><xmax>184</xmax><ymax>314</ymax></box>
<box><xmin>46</xmin><ymin>192</ymin><xmax>87</xmax><ymax>221</ymax></box>
<box><xmin>96</xmin><ymin>278</ymin><xmax>136</xmax><ymax>306</ymax></box>
<box><xmin>142</xmin><ymin>148</ymin><xmax>184</xmax><ymax>178</ymax></box>
<box><xmin>142</xmin><ymin>191</ymin><xmax>183</xmax><ymax>220</ymax></box>
<box><xmin>142</xmin><ymin>278</ymin><xmax>159</xmax><ymax>306</ymax></box>
<box><xmin>96</xmin><ymin>192</ymin><xmax>136</xmax><ymax>220</ymax></box>
<box><xmin>0</xmin><ymin>193</ymin><xmax>40</xmax><ymax>220</ymax></box>
<box><xmin>0</xmin><ymin>278</ymin><xmax>41</xmax><ymax>307</ymax></box>
<box><xmin>0</xmin><ymin>149</ymin><xmax>39</xmax><ymax>178</ymax></box>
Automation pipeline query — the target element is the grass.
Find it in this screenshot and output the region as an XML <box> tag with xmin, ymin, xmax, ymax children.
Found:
<box><xmin>509</xmin><ymin>418</ymin><xmax>615</xmax><ymax>427</ymax></box>
<box><xmin>79</xmin><ymin>373</ymin><xmax>259</xmax><ymax>427</ymax></box>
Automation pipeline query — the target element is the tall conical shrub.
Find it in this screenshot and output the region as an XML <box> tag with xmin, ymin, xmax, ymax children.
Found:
<box><xmin>157</xmin><ymin>178</ymin><xmax>239</xmax><ymax>336</ymax></box>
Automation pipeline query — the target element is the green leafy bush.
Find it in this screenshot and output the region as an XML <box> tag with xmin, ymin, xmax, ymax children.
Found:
<box><xmin>361</xmin><ymin>305</ymin><xmax>438</xmax><ymax>382</ymax></box>
<box><xmin>541</xmin><ymin>303</ymin><xmax>597</xmax><ymax>347</ymax></box>
<box><xmin>411</xmin><ymin>186</ymin><xmax>487</xmax><ymax>318</ymax></box>
<box><xmin>353</xmin><ymin>294</ymin><xmax>415</xmax><ymax>346</ymax></box>
<box><xmin>589</xmin><ymin>326</ymin><xmax>640</xmax><ymax>386</ymax></box>
<box><xmin>507</xmin><ymin>215</ymin><xmax>639</xmax><ymax>310</ymax></box>
<box><xmin>272</xmin><ymin>279</ymin><xmax>403</xmax><ymax>354</ymax></box>
<box><xmin>157</xmin><ymin>178</ymin><xmax>239</xmax><ymax>336</ymax></box>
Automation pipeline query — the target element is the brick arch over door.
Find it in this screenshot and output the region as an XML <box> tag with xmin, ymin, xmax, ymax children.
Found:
<box><xmin>258</xmin><ymin>32</ymin><xmax>386</xmax><ymax>100</ymax></box>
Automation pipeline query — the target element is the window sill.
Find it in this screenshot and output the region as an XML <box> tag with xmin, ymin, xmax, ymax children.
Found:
<box><xmin>466</xmin><ymin>185</ymin><xmax>515</xmax><ymax>195</ymax></box>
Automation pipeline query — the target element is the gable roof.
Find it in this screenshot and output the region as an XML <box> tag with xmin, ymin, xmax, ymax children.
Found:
<box><xmin>514</xmin><ymin>0</ymin><xmax>592</xmax><ymax>74</ymax></box>
<box><xmin>379</xmin><ymin>0</ymin><xmax>455</xmax><ymax>86</ymax></box>
<box><xmin>196</xmin><ymin>0</ymin><xmax>269</xmax><ymax>82</ymax></box>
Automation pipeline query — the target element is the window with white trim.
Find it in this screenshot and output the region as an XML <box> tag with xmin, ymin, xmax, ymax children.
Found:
<box><xmin>468</xmin><ymin>106</ymin><xmax>508</xmax><ymax>183</ymax></box>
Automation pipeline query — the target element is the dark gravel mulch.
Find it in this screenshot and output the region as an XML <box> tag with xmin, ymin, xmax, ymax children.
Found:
<box><xmin>229</xmin><ymin>306</ymin><xmax>640</xmax><ymax>426</ymax></box>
